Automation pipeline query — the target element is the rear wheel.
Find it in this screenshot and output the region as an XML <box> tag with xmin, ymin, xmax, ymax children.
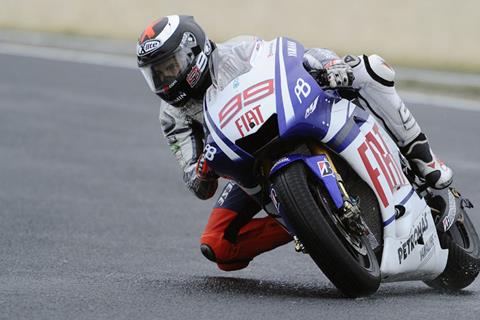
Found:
<box><xmin>424</xmin><ymin>210</ymin><xmax>480</xmax><ymax>290</ymax></box>
<box><xmin>272</xmin><ymin>162</ymin><xmax>380</xmax><ymax>297</ymax></box>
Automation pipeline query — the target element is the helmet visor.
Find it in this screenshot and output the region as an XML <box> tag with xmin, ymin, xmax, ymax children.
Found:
<box><xmin>140</xmin><ymin>47</ymin><xmax>194</xmax><ymax>93</ymax></box>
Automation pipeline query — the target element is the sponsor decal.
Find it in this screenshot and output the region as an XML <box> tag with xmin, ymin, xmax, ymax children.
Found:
<box><xmin>186</xmin><ymin>66</ymin><xmax>201</xmax><ymax>87</ymax></box>
<box><xmin>203</xmin><ymin>144</ymin><xmax>217</xmax><ymax>161</ymax></box>
<box><xmin>218</xmin><ymin>79</ymin><xmax>274</xmax><ymax>128</ymax></box>
<box><xmin>420</xmin><ymin>234</ymin><xmax>435</xmax><ymax>261</ymax></box>
<box><xmin>267</xmin><ymin>42</ymin><xmax>275</xmax><ymax>58</ymax></box>
<box><xmin>317</xmin><ymin>160</ymin><xmax>334</xmax><ymax>177</ymax></box>
<box><xmin>270</xmin><ymin>187</ymin><xmax>281</xmax><ymax>212</ymax></box>
<box><xmin>234</xmin><ymin>105</ymin><xmax>265</xmax><ymax>137</ymax></box>
<box><xmin>217</xmin><ymin>183</ymin><xmax>234</xmax><ymax>206</ymax></box>
<box><xmin>232</xmin><ymin>78</ymin><xmax>240</xmax><ymax>89</ymax></box>
<box><xmin>186</xmin><ymin>52</ymin><xmax>208</xmax><ymax>87</ymax></box>
<box><xmin>162</xmin><ymin>79</ymin><xmax>179</xmax><ymax>92</ymax></box>
<box><xmin>137</xmin><ymin>40</ymin><xmax>162</xmax><ymax>56</ymax></box>
<box><xmin>397</xmin><ymin>212</ymin><xmax>429</xmax><ymax>264</ymax></box>
<box><xmin>294</xmin><ymin>78</ymin><xmax>311</xmax><ymax>103</ymax></box>
<box><xmin>172</xmin><ymin>92</ymin><xmax>187</xmax><ymax>103</ymax></box>
<box><xmin>358</xmin><ymin>124</ymin><xmax>408</xmax><ymax>207</ymax></box>
<box><xmin>304</xmin><ymin>96</ymin><xmax>319</xmax><ymax>118</ymax></box>
<box><xmin>442</xmin><ymin>190</ymin><xmax>457</xmax><ymax>232</ymax></box>
<box><xmin>272</xmin><ymin>157</ymin><xmax>290</xmax><ymax>168</ymax></box>
<box><xmin>287</xmin><ymin>40</ymin><xmax>297</xmax><ymax>57</ymax></box>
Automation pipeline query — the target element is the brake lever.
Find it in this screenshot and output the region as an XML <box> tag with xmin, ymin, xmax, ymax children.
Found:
<box><xmin>308</xmin><ymin>69</ymin><xmax>330</xmax><ymax>87</ymax></box>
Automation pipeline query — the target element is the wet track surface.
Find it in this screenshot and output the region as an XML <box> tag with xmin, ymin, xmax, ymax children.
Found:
<box><xmin>1</xmin><ymin>54</ymin><xmax>480</xmax><ymax>319</ymax></box>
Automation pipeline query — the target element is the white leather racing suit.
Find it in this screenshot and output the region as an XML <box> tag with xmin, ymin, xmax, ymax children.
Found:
<box><xmin>158</xmin><ymin>98</ymin><xmax>215</xmax><ymax>199</ymax></box>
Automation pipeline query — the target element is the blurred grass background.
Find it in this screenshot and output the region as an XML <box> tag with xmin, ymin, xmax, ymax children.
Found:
<box><xmin>1</xmin><ymin>0</ymin><xmax>479</xmax><ymax>71</ymax></box>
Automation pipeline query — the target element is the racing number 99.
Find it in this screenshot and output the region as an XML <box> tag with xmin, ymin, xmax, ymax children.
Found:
<box><xmin>219</xmin><ymin>79</ymin><xmax>274</xmax><ymax>128</ymax></box>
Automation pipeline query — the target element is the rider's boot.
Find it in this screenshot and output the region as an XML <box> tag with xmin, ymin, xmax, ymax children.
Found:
<box><xmin>346</xmin><ymin>54</ymin><xmax>453</xmax><ymax>189</ymax></box>
<box><xmin>400</xmin><ymin>133</ymin><xmax>453</xmax><ymax>189</ymax></box>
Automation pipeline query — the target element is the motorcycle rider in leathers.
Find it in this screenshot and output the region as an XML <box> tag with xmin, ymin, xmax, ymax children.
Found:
<box><xmin>137</xmin><ymin>15</ymin><xmax>453</xmax><ymax>271</ymax></box>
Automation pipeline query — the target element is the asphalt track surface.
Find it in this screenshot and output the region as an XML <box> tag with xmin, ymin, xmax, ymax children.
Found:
<box><xmin>1</xmin><ymin>53</ymin><xmax>480</xmax><ymax>320</ymax></box>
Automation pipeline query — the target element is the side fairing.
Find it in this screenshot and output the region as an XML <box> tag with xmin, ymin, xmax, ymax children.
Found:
<box><xmin>321</xmin><ymin>100</ymin><xmax>447</xmax><ymax>279</ymax></box>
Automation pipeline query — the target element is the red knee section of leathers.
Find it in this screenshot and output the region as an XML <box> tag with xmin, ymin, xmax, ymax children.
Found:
<box><xmin>200</xmin><ymin>208</ymin><xmax>292</xmax><ymax>271</ymax></box>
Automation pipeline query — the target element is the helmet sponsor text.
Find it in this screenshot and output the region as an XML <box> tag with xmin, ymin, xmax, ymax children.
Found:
<box><xmin>137</xmin><ymin>40</ymin><xmax>162</xmax><ymax>57</ymax></box>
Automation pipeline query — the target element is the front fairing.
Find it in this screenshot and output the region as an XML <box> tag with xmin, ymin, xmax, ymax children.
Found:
<box><xmin>203</xmin><ymin>37</ymin><xmax>337</xmax><ymax>187</ymax></box>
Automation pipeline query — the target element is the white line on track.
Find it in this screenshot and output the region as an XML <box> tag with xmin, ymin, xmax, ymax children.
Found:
<box><xmin>400</xmin><ymin>91</ymin><xmax>480</xmax><ymax>113</ymax></box>
<box><xmin>1</xmin><ymin>42</ymin><xmax>480</xmax><ymax>112</ymax></box>
<box><xmin>0</xmin><ymin>42</ymin><xmax>135</xmax><ymax>69</ymax></box>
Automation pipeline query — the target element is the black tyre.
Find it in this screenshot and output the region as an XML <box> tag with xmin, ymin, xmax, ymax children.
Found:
<box><xmin>272</xmin><ymin>162</ymin><xmax>380</xmax><ymax>297</ymax></box>
<box><xmin>424</xmin><ymin>210</ymin><xmax>480</xmax><ymax>290</ymax></box>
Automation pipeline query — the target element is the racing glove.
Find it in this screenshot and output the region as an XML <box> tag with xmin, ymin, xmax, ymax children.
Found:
<box><xmin>324</xmin><ymin>59</ymin><xmax>355</xmax><ymax>88</ymax></box>
<box><xmin>185</xmin><ymin>153</ymin><xmax>219</xmax><ymax>200</ymax></box>
<box><xmin>195</xmin><ymin>153</ymin><xmax>219</xmax><ymax>181</ymax></box>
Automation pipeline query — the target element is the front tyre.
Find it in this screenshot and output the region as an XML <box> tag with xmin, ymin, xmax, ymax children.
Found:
<box><xmin>272</xmin><ymin>162</ymin><xmax>380</xmax><ymax>297</ymax></box>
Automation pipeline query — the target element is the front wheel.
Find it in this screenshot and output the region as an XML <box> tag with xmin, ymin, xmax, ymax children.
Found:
<box><xmin>272</xmin><ymin>162</ymin><xmax>380</xmax><ymax>297</ymax></box>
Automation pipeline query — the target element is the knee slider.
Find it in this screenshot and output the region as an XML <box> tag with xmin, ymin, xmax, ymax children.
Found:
<box><xmin>200</xmin><ymin>243</ymin><xmax>217</xmax><ymax>262</ymax></box>
<box><xmin>200</xmin><ymin>237</ymin><xmax>237</xmax><ymax>264</ymax></box>
<box><xmin>363</xmin><ymin>54</ymin><xmax>395</xmax><ymax>87</ymax></box>
<box><xmin>200</xmin><ymin>243</ymin><xmax>250</xmax><ymax>271</ymax></box>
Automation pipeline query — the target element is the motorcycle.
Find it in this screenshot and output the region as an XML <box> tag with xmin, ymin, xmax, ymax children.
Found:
<box><xmin>202</xmin><ymin>36</ymin><xmax>480</xmax><ymax>297</ymax></box>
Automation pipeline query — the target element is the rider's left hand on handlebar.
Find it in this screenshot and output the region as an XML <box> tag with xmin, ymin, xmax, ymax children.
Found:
<box><xmin>324</xmin><ymin>59</ymin><xmax>354</xmax><ymax>88</ymax></box>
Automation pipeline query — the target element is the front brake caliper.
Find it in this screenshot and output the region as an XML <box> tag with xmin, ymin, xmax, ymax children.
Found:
<box><xmin>341</xmin><ymin>197</ymin><xmax>370</xmax><ymax>237</ymax></box>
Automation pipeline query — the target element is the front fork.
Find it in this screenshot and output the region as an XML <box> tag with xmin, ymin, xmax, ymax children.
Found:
<box><xmin>308</xmin><ymin>143</ymin><xmax>370</xmax><ymax>237</ymax></box>
<box><xmin>308</xmin><ymin>143</ymin><xmax>350</xmax><ymax>203</ymax></box>
<box><xmin>268</xmin><ymin>142</ymin><xmax>369</xmax><ymax>239</ymax></box>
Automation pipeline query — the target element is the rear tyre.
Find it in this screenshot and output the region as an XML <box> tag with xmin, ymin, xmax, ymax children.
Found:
<box><xmin>272</xmin><ymin>162</ymin><xmax>380</xmax><ymax>297</ymax></box>
<box><xmin>424</xmin><ymin>210</ymin><xmax>480</xmax><ymax>291</ymax></box>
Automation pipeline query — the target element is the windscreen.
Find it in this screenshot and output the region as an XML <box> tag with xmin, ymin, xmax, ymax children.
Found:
<box><xmin>210</xmin><ymin>35</ymin><xmax>258</xmax><ymax>90</ymax></box>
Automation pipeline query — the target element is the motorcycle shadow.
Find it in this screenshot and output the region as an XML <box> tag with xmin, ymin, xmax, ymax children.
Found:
<box><xmin>191</xmin><ymin>275</ymin><xmax>343</xmax><ymax>299</ymax></box>
<box><xmin>151</xmin><ymin>275</ymin><xmax>476</xmax><ymax>300</ymax></box>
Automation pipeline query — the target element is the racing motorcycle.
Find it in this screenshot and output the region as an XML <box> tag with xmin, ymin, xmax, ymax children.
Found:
<box><xmin>202</xmin><ymin>36</ymin><xmax>480</xmax><ymax>297</ymax></box>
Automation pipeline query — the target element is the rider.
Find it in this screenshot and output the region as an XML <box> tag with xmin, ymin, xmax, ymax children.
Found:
<box><xmin>136</xmin><ymin>15</ymin><xmax>453</xmax><ymax>271</ymax></box>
